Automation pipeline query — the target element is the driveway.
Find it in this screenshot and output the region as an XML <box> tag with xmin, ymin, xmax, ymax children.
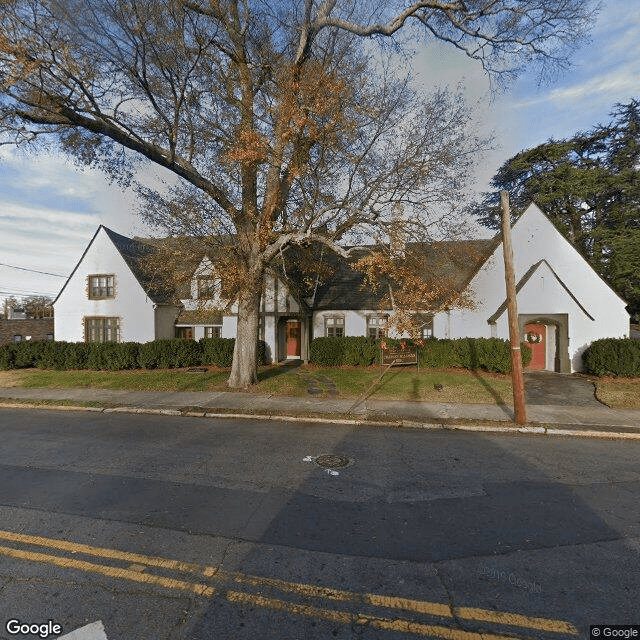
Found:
<box><xmin>524</xmin><ymin>371</ymin><xmax>603</xmax><ymax>407</ymax></box>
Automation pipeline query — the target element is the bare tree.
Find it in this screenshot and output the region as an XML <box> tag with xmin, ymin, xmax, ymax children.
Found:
<box><xmin>0</xmin><ymin>0</ymin><xmax>597</xmax><ymax>386</ymax></box>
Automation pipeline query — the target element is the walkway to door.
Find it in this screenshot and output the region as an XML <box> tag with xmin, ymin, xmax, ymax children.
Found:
<box><xmin>524</xmin><ymin>371</ymin><xmax>603</xmax><ymax>407</ymax></box>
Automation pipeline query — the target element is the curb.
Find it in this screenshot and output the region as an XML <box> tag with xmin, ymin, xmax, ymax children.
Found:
<box><xmin>1</xmin><ymin>401</ymin><xmax>639</xmax><ymax>440</ymax></box>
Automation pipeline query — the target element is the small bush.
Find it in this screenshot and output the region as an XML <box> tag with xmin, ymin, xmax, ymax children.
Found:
<box><xmin>310</xmin><ymin>337</ymin><xmax>344</xmax><ymax>366</ymax></box>
<box><xmin>137</xmin><ymin>339</ymin><xmax>203</xmax><ymax>369</ymax></box>
<box><xmin>309</xmin><ymin>335</ymin><xmax>531</xmax><ymax>372</ymax></box>
<box><xmin>85</xmin><ymin>342</ymin><xmax>140</xmax><ymax>370</ymax></box>
<box><xmin>201</xmin><ymin>338</ymin><xmax>235</xmax><ymax>367</ymax></box>
<box><xmin>418</xmin><ymin>338</ymin><xmax>460</xmax><ymax>368</ymax></box>
<box><xmin>582</xmin><ymin>338</ymin><xmax>640</xmax><ymax>376</ymax></box>
<box><xmin>0</xmin><ymin>345</ymin><xmax>14</xmax><ymax>370</ymax></box>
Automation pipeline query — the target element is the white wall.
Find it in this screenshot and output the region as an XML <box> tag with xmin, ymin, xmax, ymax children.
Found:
<box><xmin>54</xmin><ymin>227</ymin><xmax>157</xmax><ymax>343</ymax></box>
<box><xmin>447</xmin><ymin>204</ymin><xmax>629</xmax><ymax>371</ymax></box>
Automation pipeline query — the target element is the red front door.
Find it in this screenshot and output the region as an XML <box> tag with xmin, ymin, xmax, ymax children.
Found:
<box><xmin>286</xmin><ymin>321</ymin><xmax>301</xmax><ymax>357</ymax></box>
<box><xmin>525</xmin><ymin>323</ymin><xmax>546</xmax><ymax>370</ymax></box>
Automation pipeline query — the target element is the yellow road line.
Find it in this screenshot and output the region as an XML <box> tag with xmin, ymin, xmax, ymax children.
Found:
<box><xmin>226</xmin><ymin>591</ymin><xmax>527</xmax><ymax>640</ymax></box>
<box><xmin>456</xmin><ymin>607</ymin><xmax>578</xmax><ymax>635</ymax></box>
<box><xmin>0</xmin><ymin>528</ymin><xmax>577</xmax><ymax>636</ymax></box>
<box><xmin>0</xmin><ymin>545</ymin><xmax>215</xmax><ymax>597</ymax></box>
<box><xmin>221</xmin><ymin>570</ymin><xmax>577</xmax><ymax>635</ymax></box>
<box><xmin>0</xmin><ymin>529</ymin><xmax>216</xmax><ymax>576</ymax></box>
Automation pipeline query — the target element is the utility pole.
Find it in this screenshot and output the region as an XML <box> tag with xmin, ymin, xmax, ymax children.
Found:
<box><xmin>500</xmin><ymin>191</ymin><xmax>527</xmax><ymax>424</ymax></box>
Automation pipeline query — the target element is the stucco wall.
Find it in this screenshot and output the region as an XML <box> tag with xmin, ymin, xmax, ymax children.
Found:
<box><xmin>447</xmin><ymin>204</ymin><xmax>629</xmax><ymax>371</ymax></box>
<box><xmin>53</xmin><ymin>228</ymin><xmax>157</xmax><ymax>343</ymax></box>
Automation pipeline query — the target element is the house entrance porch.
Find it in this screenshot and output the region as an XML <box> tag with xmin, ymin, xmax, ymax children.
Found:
<box><xmin>275</xmin><ymin>316</ymin><xmax>310</xmax><ymax>363</ymax></box>
<box><xmin>519</xmin><ymin>314</ymin><xmax>569</xmax><ymax>373</ymax></box>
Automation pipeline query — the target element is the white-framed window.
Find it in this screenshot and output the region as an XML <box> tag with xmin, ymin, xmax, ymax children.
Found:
<box><xmin>367</xmin><ymin>314</ymin><xmax>388</xmax><ymax>339</ymax></box>
<box><xmin>197</xmin><ymin>277</ymin><xmax>219</xmax><ymax>299</ymax></box>
<box><xmin>204</xmin><ymin>326</ymin><xmax>221</xmax><ymax>338</ymax></box>
<box><xmin>418</xmin><ymin>314</ymin><xmax>434</xmax><ymax>339</ymax></box>
<box><xmin>324</xmin><ymin>316</ymin><xmax>344</xmax><ymax>337</ymax></box>
<box><xmin>88</xmin><ymin>274</ymin><xmax>115</xmax><ymax>299</ymax></box>
<box><xmin>85</xmin><ymin>317</ymin><xmax>120</xmax><ymax>343</ymax></box>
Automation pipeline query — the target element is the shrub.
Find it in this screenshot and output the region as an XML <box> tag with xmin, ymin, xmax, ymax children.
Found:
<box><xmin>85</xmin><ymin>342</ymin><xmax>140</xmax><ymax>370</ymax></box>
<box><xmin>201</xmin><ymin>338</ymin><xmax>235</xmax><ymax>367</ymax></box>
<box><xmin>309</xmin><ymin>335</ymin><xmax>531</xmax><ymax>372</ymax></box>
<box><xmin>343</xmin><ymin>337</ymin><xmax>379</xmax><ymax>366</ymax></box>
<box><xmin>417</xmin><ymin>338</ymin><xmax>460</xmax><ymax>368</ymax></box>
<box><xmin>582</xmin><ymin>338</ymin><xmax>640</xmax><ymax>376</ymax></box>
<box><xmin>137</xmin><ymin>339</ymin><xmax>203</xmax><ymax>369</ymax></box>
<box><xmin>0</xmin><ymin>345</ymin><xmax>14</xmax><ymax>370</ymax></box>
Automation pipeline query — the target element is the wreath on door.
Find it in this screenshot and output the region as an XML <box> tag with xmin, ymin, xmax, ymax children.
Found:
<box><xmin>525</xmin><ymin>331</ymin><xmax>543</xmax><ymax>344</ymax></box>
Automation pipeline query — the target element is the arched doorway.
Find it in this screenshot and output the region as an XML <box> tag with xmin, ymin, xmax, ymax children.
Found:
<box><xmin>519</xmin><ymin>314</ymin><xmax>569</xmax><ymax>373</ymax></box>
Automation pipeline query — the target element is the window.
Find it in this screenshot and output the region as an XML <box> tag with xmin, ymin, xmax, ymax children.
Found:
<box><xmin>417</xmin><ymin>314</ymin><xmax>434</xmax><ymax>339</ymax></box>
<box><xmin>46</xmin><ymin>334</ymin><xmax>54</xmax><ymax>341</ymax></box>
<box><xmin>85</xmin><ymin>317</ymin><xmax>120</xmax><ymax>343</ymax></box>
<box><xmin>175</xmin><ymin>327</ymin><xmax>194</xmax><ymax>340</ymax></box>
<box><xmin>88</xmin><ymin>274</ymin><xmax>115</xmax><ymax>299</ymax></box>
<box><xmin>325</xmin><ymin>316</ymin><xmax>344</xmax><ymax>338</ymax></box>
<box><xmin>197</xmin><ymin>277</ymin><xmax>219</xmax><ymax>299</ymax></box>
<box><xmin>367</xmin><ymin>315</ymin><xmax>388</xmax><ymax>339</ymax></box>
<box><xmin>12</xmin><ymin>335</ymin><xmax>22</xmax><ymax>343</ymax></box>
<box><xmin>204</xmin><ymin>326</ymin><xmax>221</xmax><ymax>338</ymax></box>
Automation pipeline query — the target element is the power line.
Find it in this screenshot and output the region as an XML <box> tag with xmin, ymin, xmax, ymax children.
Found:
<box><xmin>0</xmin><ymin>289</ymin><xmax>58</xmax><ymax>297</ymax></box>
<box><xmin>0</xmin><ymin>262</ymin><xmax>67</xmax><ymax>278</ymax></box>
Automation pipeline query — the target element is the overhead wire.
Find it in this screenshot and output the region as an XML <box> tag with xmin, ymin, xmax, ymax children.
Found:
<box><xmin>0</xmin><ymin>262</ymin><xmax>67</xmax><ymax>278</ymax></box>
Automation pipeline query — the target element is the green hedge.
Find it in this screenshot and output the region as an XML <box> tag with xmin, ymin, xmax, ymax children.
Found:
<box><xmin>309</xmin><ymin>336</ymin><xmax>532</xmax><ymax>373</ymax></box>
<box><xmin>582</xmin><ymin>338</ymin><xmax>640</xmax><ymax>376</ymax></box>
<box><xmin>309</xmin><ymin>337</ymin><xmax>380</xmax><ymax>367</ymax></box>
<box><xmin>0</xmin><ymin>338</ymin><xmax>268</xmax><ymax>371</ymax></box>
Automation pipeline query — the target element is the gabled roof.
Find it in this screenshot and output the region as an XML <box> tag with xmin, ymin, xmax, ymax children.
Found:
<box><xmin>102</xmin><ymin>227</ymin><xmax>175</xmax><ymax>304</ymax></box>
<box><xmin>487</xmin><ymin>259</ymin><xmax>595</xmax><ymax>323</ymax></box>
<box><xmin>55</xmin><ymin>226</ymin><xmax>498</xmax><ymax>312</ymax></box>
<box><xmin>54</xmin><ymin>225</ymin><xmax>175</xmax><ymax>305</ymax></box>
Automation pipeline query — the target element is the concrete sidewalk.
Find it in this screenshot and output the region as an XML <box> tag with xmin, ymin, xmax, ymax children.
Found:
<box><xmin>1</xmin><ymin>386</ymin><xmax>639</xmax><ymax>437</ymax></box>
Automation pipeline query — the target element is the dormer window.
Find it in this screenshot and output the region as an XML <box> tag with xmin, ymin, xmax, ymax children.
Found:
<box><xmin>88</xmin><ymin>274</ymin><xmax>115</xmax><ymax>299</ymax></box>
<box><xmin>197</xmin><ymin>277</ymin><xmax>219</xmax><ymax>299</ymax></box>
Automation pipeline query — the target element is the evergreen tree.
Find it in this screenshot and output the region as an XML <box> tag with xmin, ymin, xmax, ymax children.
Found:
<box><xmin>473</xmin><ymin>100</ymin><xmax>640</xmax><ymax>319</ymax></box>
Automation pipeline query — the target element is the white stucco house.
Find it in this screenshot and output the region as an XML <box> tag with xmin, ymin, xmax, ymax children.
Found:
<box><xmin>53</xmin><ymin>204</ymin><xmax>630</xmax><ymax>372</ymax></box>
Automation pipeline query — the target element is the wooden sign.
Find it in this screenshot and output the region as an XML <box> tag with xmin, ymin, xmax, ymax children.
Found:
<box><xmin>381</xmin><ymin>346</ymin><xmax>417</xmax><ymax>366</ymax></box>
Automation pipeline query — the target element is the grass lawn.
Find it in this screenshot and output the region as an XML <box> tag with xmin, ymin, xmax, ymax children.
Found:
<box><xmin>593</xmin><ymin>377</ymin><xmax>640</xmax><ymax>409</ymax></box>
<box><xmin>308</xmin><ymin>366</ymin><xmax>513</xmax><ymax>404</ymax></box>
<box><xmin>0</xmin><ymin>368</ymin><xmax>230</xmax><ymax>392</ymax></box>
<box><xmin>0</xmin><ymin>365</ymin><xmax>514</xmax><ymax>404</ymax></box>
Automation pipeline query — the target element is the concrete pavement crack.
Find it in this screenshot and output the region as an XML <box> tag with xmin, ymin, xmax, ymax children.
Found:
<box><xmin>433</xmin><ymin>565</ymin><xmax>463</xmax><ymax>629</ymax></box>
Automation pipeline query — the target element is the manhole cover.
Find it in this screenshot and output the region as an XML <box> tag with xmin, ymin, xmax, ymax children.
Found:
<box><xmin>315</xmin><ymin>454</ymin><xmax>353</xmax><ymax>469</ymax></box>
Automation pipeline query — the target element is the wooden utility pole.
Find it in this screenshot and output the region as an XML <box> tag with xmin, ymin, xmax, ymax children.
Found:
<box><xmin>500</xmin><ymin>191</ymin><xmax>527</xmax><ymax>424</ymax></box>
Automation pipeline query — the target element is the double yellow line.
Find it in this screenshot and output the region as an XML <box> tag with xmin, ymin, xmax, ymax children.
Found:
<box><xmin>0</xmin><ymin>529</ymin><xmax>577</xmax><ymax>639</ymax></box>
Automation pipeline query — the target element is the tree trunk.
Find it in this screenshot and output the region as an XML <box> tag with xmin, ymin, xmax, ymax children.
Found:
<box><xmin>228</xmin><ymin>270</ymin><xmax>263</xmax><ymax>388</ymax></box>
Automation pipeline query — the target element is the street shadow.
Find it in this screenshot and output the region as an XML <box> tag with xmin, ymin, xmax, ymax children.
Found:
<box><xmin>180</xmin><ymin>422</ymin><xmax>640</xmax><ymax>639</ymax></box>
<box><xmin>256</xmin><ymin>362</ymin><xmax>302</xmax><ymax>382</ymax></box>
<box><xmin>470</xmin><ymin>368</ymin><xmax>509</xmax><ymax>406</ymax></box>
<box><xmin>467</xmin><ymin>341</ymin><xmax>509</xmax><ymax>406</ymax></box>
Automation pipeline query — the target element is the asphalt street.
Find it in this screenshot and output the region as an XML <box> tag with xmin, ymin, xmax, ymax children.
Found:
<box><xmin>0</xmin><ymin>408</ymin><xmax>639</xmax><ymax>639</ymax></box>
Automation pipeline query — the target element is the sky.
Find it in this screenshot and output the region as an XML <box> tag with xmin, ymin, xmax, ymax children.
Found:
<box><xmin>1</xmin><ymin>0</ymin><xmax>639</xmax><ymax>309</ymax></box>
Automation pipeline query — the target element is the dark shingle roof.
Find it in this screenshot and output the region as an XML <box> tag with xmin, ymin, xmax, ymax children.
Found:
<box><xmin>311</xmin><ymin>239</ymin><xmax>497</xmax><ymax>311</ymax></box>
<box><xmin>102</xmin><ymin>227</ymin><xmax>176</xmax><ymax>304</ymax></box>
